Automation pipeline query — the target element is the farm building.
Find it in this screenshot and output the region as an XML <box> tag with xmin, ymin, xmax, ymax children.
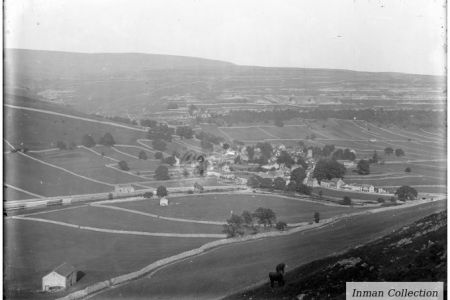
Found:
<box><xmin>160</xmin><ymin>197</ymin><xmax>169</xmax><ymax>206</ymax></box>
<box><xmin>114</xmin><ymin>184</ymin><xmax>135</xmax><ymax>194</ymax></box>
<box><xmin>42</xmin><ymin>263</ymin><xmax>76</xmax><ymax>292</ymax></box>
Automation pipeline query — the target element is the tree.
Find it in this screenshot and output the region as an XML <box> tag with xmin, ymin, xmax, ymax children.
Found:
<box><xmin>296</xmin><ymin>156</ymin><xmax>308</xmax><ymax>169</ymax></box>
<box><xmin>273</xmin><ymin>177</ymin><xmax>286</xmax><ymax>190</ymax></box>
<box><xmin>296</xmin><ymin>183</ymin><xmax>312</xmax><ymax>195</ymax></box>
<box><xmin>395</xmin><ymin>148</ymin><xmax>405</xmax><ymax>157</ymax></box>
<box><xmin>141</xmin><ymin>119</ymin><xmax>158</xmax><ymax>128</ymax></box>
<box><xmin>370</xmin><ymin>151</ymin><xmax>379</xmax><ymax>164</ymax></box>
<box><xmin>152</xmin><ymin>139</ymin><xmax>167</xmax><ymax>151</ymax></box>
<box><xmin>313</xmin><ymin>159</ymin><xmax>346</xmax><ymax>182</ymax></box>
<box><xmin>56</xmin><ymin>141</ymin><xmax>67</xmax><ymax>150</ymax></box>
<box><xmin>176</xmin><ymin>126</ymin><xmax>194</xmax><ymax>139</ymax></box>
<box><xmin>246</xmin><ymin>146</ymin><xmax>255</xmax><ymax>161</ymax></box>
<box><xmin>247</xmin><ymin>175</ymin><xmax>262</xmax><ymax>188</ymax></box>
<box><xmin>154</xmin><ymin>165</ymin><xmax>170</xmax><ymax>180</ymax></box>
<box><xmin>182</xmin><ymin>169</ymin><xmax>190</xmax><ymax>177</ymax></box>
<box><xmin>118</xmin><ymin>160</ymin><xmax>130</xmax><ymax>171</ymax></box>
<box><xmin>314</xmin><ymin>212</ymin><xmax>320</xmax><ymax>223</ymax></box>
<box><xmin>223</xmin><ymin>214</ymin><xmax>244</xmax><ymax>237</ymax></box>
<box><xmin>357</xmin><ymin>159</ymin><xmax>370</xmax><ymax>175</ymax></box>
<box><xmin>156</xmin><ymin>185</ymin><xmax>168</xmax><ymax>197</ymax></box>
<box><xmin>332</xmin><ymin>148</ymin><xmax>344</xmax><ymax>160</ymax></box>
<box><xmin>260</xmin><ymin>178</ymin><xmax>273</xmax><ymax>189</ymax></box>
<box><xmin>377</xmin><ymin>197</ymin><xmax>385</xmax><ymax>203</ymax></box>
<box><xmin>143</xmin><ymin>191</ymin><xmax>153</xmax><ymax>198</ymax></box>
<box><xmin>343</xmin><ymin>148</ymin><xmax>356</xmax><ymax>161</ymax></box>
<box><xmin>222</xmin><ymin>143</ymin><xmax>230</xmax><ymax>150</ymax></box>
<box><xmin>277</xmin><ymin>151</ymin><xmax>295</xmax><ymax>168</ymax></box>
<box><xmin>241</xmin><ymin>210</ymin><xmax>254</xmax><ymax>227</ymax></box>
<box><xmin>285</xmin><ymin>181</ymin><xmax>297</xmax><ymax>192</ymax></box>
<box><xmin>147</xmin><ymin>123</ymin><xmax>174</xmax><ymax>142</ymax></box>
<box><xmin>138</xmin><ymin>150</ymin><xmax>148</xmax><ymax>160</ymax></box>
<box><xmin>275</xmin><ymin>221</ymin><xmax>287</xmax><ymax>231</ymax></box>
<box><xmin>405</xmin><ymin>167</ymin><xmax>411</xmax><ymax>173</ymax></box>
<box><xmin>322</xmin><ymin>144</ymin><xmax>335</xmax><ymax>157</ymax></box>
<box><xmin>342</xmin><ymin>196</ymin><xmax>352</xmax><ymax>205</ymax></box>
<box><xmin>395</xmin><ymin>185</ymin><xmax>418</xmax><ymax>201</ymax></box>
<box><xmin>384</xmin><ymin>147</ymin><xmax>394</xmax><ymax>155</ymax></box>
<box><xmin>253</xmin><ymin>207</ymin><xmax>276</xmax><ymax>227</ymax></box>
<box><xmin>256</xmin><ymin>142</ymin><xmax>273</xmax><ymax>160</ymax></box>
<box><xmin>81</xmin><ymin>134</ymin><xmax>96</xmax><ymax>148</ymax></box>
<box><xmin>154</xmin><ymin>152</ymin><xmax>164</xmax><ymax>160</ymax></box>
<box><xmin>290</xmin><ymin>167</ymin><xmax>306</xmax><ymax>185</ymax></box>
<box><xmin>99</xmin><ymin>133</ymin><xmax>115</xmax><ymax>146</ymax></box>
<box><xmin>164</xmin><ymin>156</ymin><xmax>177</xmax><ymax>166</ymax></box>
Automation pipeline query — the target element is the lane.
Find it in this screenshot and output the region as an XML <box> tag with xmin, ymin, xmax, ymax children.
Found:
<box><xmin>95</xmin><ymin>200</ymin><xmax>445</xmax><ymax>300</ymax></box>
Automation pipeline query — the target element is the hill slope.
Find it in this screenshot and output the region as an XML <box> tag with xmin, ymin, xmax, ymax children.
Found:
<box><xmin>225</xmin><ymin>210</ymin><xmax>446</xmax><ymax>300</ymax></box>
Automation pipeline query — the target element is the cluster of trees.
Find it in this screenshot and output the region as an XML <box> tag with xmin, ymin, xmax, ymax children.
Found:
<box><xmin>195</xmin><ymin>131</ymin><xmax>225</xmax><ymax>152</ymax></box>
<box><xmin>154</xmin><ymin>165</ymin><xmax>170</xmax><ymax>180</ymax></box>
<box><xmin>384</xmin><ymin>147</ymin><xmax>405</xmax><ymax>157</ymax></box>
<box><xmin>332</xmin><ymin>148</ymin><xmax>356</xmax><ymax>161</ymax></box>
<box><xmin>395</xmin><ymin>185</ymin><xmax>418</xmax><ymax>201</ymax></box>
<box><xmin>312</xmin><ymin>159</ymin><xmax>346</xmax><ymax>182</ymax></box>
<box><xmin>147</xmin><ymin>123</ymin><xmax>174</xmax><ymax>142</ymax></box>
<box><xmin>223</xmin><ymin>207</ymin><xmax>283</xmax><ymax>237</ymax></box>
<box><xmin>80</xmin><ymin>133</ymin><xmax>116</xmax><ymax>148</ymax></box>
<box><xmin>175</xmin><ymin>126</ymin><xmax>194</xmax><ymax>139</ymax></box>
<box><xmin>118</xmin><ymin>160</ymin><xmax>129</xmax><ymax>171</ymax></box>
<box><xmin>167</xmin><ymin>102</ymin><xmax>179</xmax><ymax>109</ymax></box>
<box><xmin>152</xmin><ymin>139</ymin><xmax>167</xmax><ymax>151</ymax></box>
<box><xmin>247</xmin><ymin>167</ymin><xmax>312</xmax><ymax>195</ymax></box>
<box><xmin>102</xmin><ymin>115</ymin><xmax>137</xmax><ymax>125</ymax></box>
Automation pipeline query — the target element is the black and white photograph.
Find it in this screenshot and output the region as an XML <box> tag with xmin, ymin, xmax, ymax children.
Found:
<box><xmin>3</xmin><ymin>0</ymin><xmax>447</xmax><ymax>299</ymax></box>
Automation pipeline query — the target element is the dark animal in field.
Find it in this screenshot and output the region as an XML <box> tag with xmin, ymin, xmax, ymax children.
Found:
<box><xmin>269</xmin><ymin>263</ymin><xmax>286</xmax><ymax>288</ymax></box>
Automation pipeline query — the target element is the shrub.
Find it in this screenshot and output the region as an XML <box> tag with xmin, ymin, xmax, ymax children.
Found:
<box><xmin>154</xmin><ymin>165</ymin><xmax>170</xmax><ymax>180</ymax></box>
<box><xmin>187</xmin><ymin>190</ymin><xmax>194</xmax><ymax>194</ymax></box>
<box><xmin>223</xmin><ymin>214</ymin><xmax>245</xmax><ymax>237</ymax></box>
<box><xmin>275</xmin><ymin>221</ymin><xmax>287</xmax><ymax>231</ymax></box>
<box><xmin>153</xmin><ymin>139</ymin><xmax>167</xmax><ymax>151</ymax></box>
<box><xmin>404</xmin><ymin>167</ymin><xmax>411</xmax><ymax>173</ymax></box>
<box><xmin>156</xmin><ymin>185</ymin><xmax>168</xmax><ymax>198</ymax></box>
<box><xmin>108</xmin><ymin>193</ymin><xmax>113</xmax><ymax>200</ymax></box>
<box><xmin>253</xmin><ymin>207</ymin><xmax>276</xmax><ymax>227</ymax></box>
<box><xmin>314</xmin><ymin>212</ymin><xmax>320</xmax><ymax>223</ymax></box>
<box><xmin>138</xmin><ymin>151</ymin><xmax>148</xmax><ymax>160</ymax></box>
<box><xmin>143</xmin><ymin>192</ymin><xmax>153</xmax><ymax>198</ymax></box>
<box><xmin>377</xmin><ymin>197</ymin><xmax>385</xmax><ymax>203</ymax></box>
<box><xmin>56</xmin><ymin>141</ymin><xmax>67</xmax><ymax>150</ymax></box>
<box><xmin>99</xmin><ymin>133</ymin><xmax>115</xmax><ymax>146</ymax></box>
<box><xmin>342</xmin><ymin>196</ymin><xmax>352</xmax><ymax>205</ymax></box>
<box><xmin>154</xmin><ymin>152</ymin><xmax>164</xmax><ymax>160</ymax></box>
<box><xmin>118</xmin><ymin>160</ymin><xmax>130</xmax><ymax>171</ymax></box>
<box><xmin>81</xmin><ymin>134</ymin><xmax>96</xmax><ymax>148</ymax></box>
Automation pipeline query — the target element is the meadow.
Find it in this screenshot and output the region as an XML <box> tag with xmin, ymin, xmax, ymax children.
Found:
<box><xmin>111</xmin><ymin>193</ymin><xmax>370</xmax><ymax>224</ymax></box>
<box><xmin>4</xmin><ymin>217</ymin><xmax>214</xmax><ymax>300</ymax></box>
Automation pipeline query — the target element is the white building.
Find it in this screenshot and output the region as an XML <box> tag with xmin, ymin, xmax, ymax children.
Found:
<box><xmin>160</xmin><ymin>197</ymin><xmax>169</xmax><ymax>206</ymax></box>
<box><xmin>42</xmin><ymin>263</ymin><xmax>76</xmax><ymax>292</ymax></box>
<box><xmin>114</xmin><ymin>184</ymin><xmax>135</xmax><ymax>194</ymax></box>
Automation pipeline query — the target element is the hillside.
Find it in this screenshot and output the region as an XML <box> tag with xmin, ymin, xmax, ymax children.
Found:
<box><xmin>4</xmin><ymin>49</ymin><xmax>445</xmax><ymax>116</ymax></box>
<box><xmin>225</xmin><ymin>211</ymin><xmax>446</xmax><ymax>300</ymax></box>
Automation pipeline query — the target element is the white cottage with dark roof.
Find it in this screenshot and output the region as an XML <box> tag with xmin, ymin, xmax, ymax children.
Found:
<box><xmin>42</xmin><ymin>263</ymin><xmax>76</xmax><ymax>291</ymax></box>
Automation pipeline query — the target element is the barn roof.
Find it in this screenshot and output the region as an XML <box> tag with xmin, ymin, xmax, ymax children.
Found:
<box><xmin>53</xmin><ymin>263</ymin><xmax>75</xmax><ymax>277</ymax></box>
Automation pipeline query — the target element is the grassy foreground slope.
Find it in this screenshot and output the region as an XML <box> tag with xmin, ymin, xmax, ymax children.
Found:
<box><xmin>95</xmin><ymin>201</ymin><xmax>444</xmax><ymax>300</ymax></box>
<box><xmin>226</xmin><ymin>211</ymin><xmax>446</xmax><ymax>300</ymax></box>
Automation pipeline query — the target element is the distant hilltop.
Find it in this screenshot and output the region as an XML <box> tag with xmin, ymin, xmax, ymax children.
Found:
<box><xmin>4</xmin><ymin>48</ymin><xmax>235</xmax><ymax>78</ymax></box>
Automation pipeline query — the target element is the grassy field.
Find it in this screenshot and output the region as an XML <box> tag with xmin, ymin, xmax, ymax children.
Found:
<box><xmin>4</xmin><ymin>153</ymin><xmax>112</xmax><ymax>199</ymax></box>
<box><xmin>111</xmin><ymin>194</ymin><xmax>370</xmax><ymax>223</ymax></box>
<box><xmin>4</xmin><ymin>218</ymin><xmax>214</xmax><ymax>300</ymax></box>
<box><xmin>97</xmin><ymin>201</ymin><xmax>445</xmax><ymax>300</ymax></box>
<box><xmin>34</xmin><ymin>205</ymin><xmax>223</xmax><ymax>234</ymax></box>
<box><xmin>4</xmin><ymin>105</ymin><xmax>145</xmax><ymax>150</ymax></box>
<box><xmin>34</xmin><ymin>150</ymin><xmax>145</xmax><ymax>184</ymax></box>
<box><xmin>313</xmin><ymin>187</ymin><xmax>393</xmax><ymax>202</ymax></box>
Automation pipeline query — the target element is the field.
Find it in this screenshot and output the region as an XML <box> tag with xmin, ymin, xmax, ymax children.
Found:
<box><xmin>97</xmin><ymin>201</ymin><xmax>445</xmax><ymax>300</ymax></box>
<box><xmin>111</xmin><ymin>193</ymin><xmax>370</xmax><ymax>223</ymax></box>
<box><xmin>4</xmin><ymin>217</ymin><xmax>214</xmax><ymax>300</ymax></box>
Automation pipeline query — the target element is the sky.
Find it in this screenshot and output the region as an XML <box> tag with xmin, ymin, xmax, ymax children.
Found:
<box><xmin>4</xmin><ymin>0</ymin><xmax>447</xmax><ymax>75</ymax></box>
